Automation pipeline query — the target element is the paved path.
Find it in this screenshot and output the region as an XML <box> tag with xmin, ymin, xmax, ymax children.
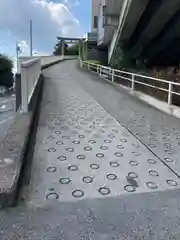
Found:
<box><xmin>57</xmin><ymin>61</ymin><xmax>180</xmax><ymax>179</ymax></box>
<box><xmin>1</xmin><ymin>60</ymin><xmax>180</xmax><ymax>239</ymax></box>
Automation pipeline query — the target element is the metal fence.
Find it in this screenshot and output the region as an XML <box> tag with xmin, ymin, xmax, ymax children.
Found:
<box><xmin>80</xmin><ymin>59</ymin><xmax>180</xmax><ymax>106</ymax></box>
<box><xmin>21</xmin><ymin>58</ymin><xmax>41</xmax><ymax>112</ymax></box>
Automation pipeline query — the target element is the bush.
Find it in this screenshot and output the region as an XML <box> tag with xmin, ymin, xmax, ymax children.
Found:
<box><xmin>0</xmin><ymin>54</ymin><xmax>13</xmax><ymax>88</ymax></box>
<box><xmin>86</xmin><ymin>60</ymin><xmax>101</xmax><ymax>65</ymax></box>
<box><xmin>84</xmin><ymin>60</ymin><xmax>102</xmax><ymax>72</ymax></box>
<box><xmin>0</xmin><ymin>54</ymin><xmax>13</xmax><ymax>72</ymax></box>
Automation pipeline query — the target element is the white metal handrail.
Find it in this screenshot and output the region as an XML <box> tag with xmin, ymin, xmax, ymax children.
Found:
<box><xmin>21</xmin><ymin>58</ymin><xmax>41</xmax><ymax>112</ymax></box>
<box><xmin>80</xmin><ymin>59</ymin><xmax>180</xmax><ymax>106</ymax></box>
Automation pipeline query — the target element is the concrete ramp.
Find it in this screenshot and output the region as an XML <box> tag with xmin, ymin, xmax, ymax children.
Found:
<box><xmin>28</xmin><ymin>61</ymin><xmax>180</xmax><ymax>206</ymax></box>
<box><xmin>1</xmin><ymin>60</ymin><xmax>180</xmax><ymax>240</ymax></box>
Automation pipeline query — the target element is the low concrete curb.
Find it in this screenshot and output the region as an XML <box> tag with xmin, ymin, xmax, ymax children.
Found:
<box><xmin>107</xmin><ymin>80</ymin><xmax>180</xmax><ymax>120</ymax></box>
<box><xmin>0</xmin><ymin>75</ymin><xmax>44</xmax><ymax>207</ymax></box>
<box><xmin>41</xmin><ymin>59</ymin><xmax>63</xmax><ymax>70</ymax></box>
<box><xmin>41</xmin><ymin>57</ymin><xmax>77</xmax><ymax>70</ymax></box>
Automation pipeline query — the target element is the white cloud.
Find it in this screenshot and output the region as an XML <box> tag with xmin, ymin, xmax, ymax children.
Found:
<box><xmin>18</xmin><ymin>40</ymin><xmax>29</xmax><ymax>55</ymax></box>
<box><xmin>0</xmin><ymin>0</ymin><xmax>84</xmax><ymax>53</ymax></box>
<box><xmin>62</xmin><ymin>0</ymin><xmax>80</xmax><ymax>8</ymax></box>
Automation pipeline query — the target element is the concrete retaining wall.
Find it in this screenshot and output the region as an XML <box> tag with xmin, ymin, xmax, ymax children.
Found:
<box><xmin>0</xmin><ymin>58</ymin><xmax>68</xmax><ymax>207</ymax></box>
<box><xmin>0</xmin><ymin>74</ymin><xmax>44</xmax><ymax>207</ymax></box>
<box><xmin>0</xmin><ymin>58</ymin><xmax>78</xmax><ymax>207</ymax></box>
<box><xmin>19</xmin><ymin>56</ymin><xmax>63</xmax><ymax>68</ymax></box>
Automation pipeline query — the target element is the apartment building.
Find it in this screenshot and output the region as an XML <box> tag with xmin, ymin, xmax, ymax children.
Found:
<box><xmin>83</xmin><ymin>0</ymin><xmax>121</xmax><ymax>64</ymax></box>
<box><xmin>91</xmin><ymin>0</ymin><xmax>123</xmax><ymax>63</ymax></box>
<box><xmin>92</xmin><ymin>0</ymin><xmax>101</xmax><ymax>32</ymax></box>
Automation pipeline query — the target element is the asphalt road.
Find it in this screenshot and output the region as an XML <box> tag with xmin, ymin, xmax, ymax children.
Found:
<box><xmin>0</xmin><ymin>96</ymin><xmax>15</xmax><ymax>140</ymax></box>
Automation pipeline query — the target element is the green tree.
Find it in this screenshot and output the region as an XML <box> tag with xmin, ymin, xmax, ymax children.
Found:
<box><xmin>66</xmin><ymin>43</ymin><xmax>79</xmax><ymax>55</ymax></box>
<box><xmin>53</xmin><ymin>39</ymin><xmax>68</xmax><ymax>55</ymax></box>
<box><xmin>53</xmin><ymin>37</ymin><xmax>80</xmax><ymax>56</ymax></box>
<box><xmin>0</xmin><ymin>54</ymin><xmax>13</xmax><ymax>71</ymax></box>
<box><xmin>0</xmin><ymin>54</ymin><xmax>13</xmax><ymax>88</ymax></box>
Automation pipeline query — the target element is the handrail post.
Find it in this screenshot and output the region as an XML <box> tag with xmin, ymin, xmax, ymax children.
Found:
<box><xmin>131</xmin><ymin>74</ymin><xmax>135</xmax><ymax>92</ymax></box>
<box><xmin>61</xmin><ymin>41</ymin><xmax>64</xmax><ymax>59</ymax></box>
<box><xmin>21</xmin><ymin>66</ymin><xmax>28</xmax><ymax>113</ymax></box>
<box><xmin>97</xmin><ymin>65</ymin><xmax>99</xmax><ymax>74</ymax></box>
<box><xmin>99</xmin><ymin>66</ymin><xmax>102</xmax><ymax>76</ymax></box>
<box><xmin>88</xmin><ymin>63</ymin><xmax>90</xmax><ymax>70</ymax></box>
<box><xmin>80</xmin><ymin>59</ymin><xmax>83</xmax><ymax>68</ymax></box>
<box><xmin>112</xmin><ymin>69</ymin><xmax>115</xmax><ymax>82</ymax></box>
<box><xmin>168</xmin><ymin>82</ymin><xmax>172</xmax><ymax>105</ymax></box>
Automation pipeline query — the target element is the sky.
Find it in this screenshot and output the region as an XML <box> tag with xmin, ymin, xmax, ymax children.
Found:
<box><xmin>0</xmin><ymin>0</ymin><xmax>91</xmax><ymax>63</ymax></box>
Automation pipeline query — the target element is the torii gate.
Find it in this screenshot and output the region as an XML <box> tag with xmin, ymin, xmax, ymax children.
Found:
<box><xmin>57</xmin><ymin>37</ymin><xmax>85</xmax><ymax>57</ymax></box>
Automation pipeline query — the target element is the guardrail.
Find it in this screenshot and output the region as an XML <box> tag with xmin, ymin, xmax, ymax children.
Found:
<box><xmin>80</xmin><ymin>59</ymin><xmax>180</xmax><ymax>106</ymax></box>
<box><xmin>21</xmin><ymin>58</ymin><xmax>41</xmax><ymax>112</ymax></box>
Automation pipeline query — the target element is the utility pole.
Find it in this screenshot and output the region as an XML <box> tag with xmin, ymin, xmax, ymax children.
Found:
<box><xmin>16</xmin><ymin>42</ymin><xmax>20</xmax><ymax>74</ymax></box>
<box><xmin>30</xmin><ymin>20</ymin><xmax>33</xmax><ymax>56</ymax></box>
<box><xmin>61</xmin><ymin>41</ymin><xmax>64</xmax><ymax>58</ymax></box>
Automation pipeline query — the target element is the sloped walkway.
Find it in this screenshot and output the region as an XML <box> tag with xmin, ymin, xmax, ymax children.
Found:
<box><xmin>1</xmin><ymin>60</ymin><xmax>180</xmax><ymax>240</ymax></box>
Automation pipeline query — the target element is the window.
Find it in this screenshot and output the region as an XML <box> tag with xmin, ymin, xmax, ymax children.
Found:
<box><xmin>94</xmin><ymin>16</ymin><xmax>98</xmax><ymax>29</ymax></box>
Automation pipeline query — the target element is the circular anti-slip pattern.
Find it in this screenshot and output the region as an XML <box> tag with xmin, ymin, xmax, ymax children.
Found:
<box><xmin>83</xmin><ymin>176</ymin><xmax>93</xmax><ymax>183</ymax></box>
<box><xmin>98</xmin><ymin>187</ymin><xmax>111</xmax><ymax>196</ymax></box>
<box><xmin>72</xmin><ymin>140</ymin><xmax>80</xmax><ymax>144</ymax></box>
<box><xmin>55</xmin><ymin>131</ymin><xmax>61</xmax><ymax>135</ymax></box>
<box><xmin>100</xmin><ymin>146</ymin><xmax>108</xmax><ymax>150</ymax></box>
<box><xmin>46</xmin><ymin>192</ymin><xmax>59</xmax><ymax>200</ymax></box>
<box><xmin>107</xmin><ymin>174</ymin><xmax>117</xmax><ymax>180</ymax></box>
<box><xmin>72</xmin><ymin>189</ymin><xmax>84</xmax><ymax>198</ymax></box>
<box><xmin>66</xmin><ymin>148</ymin><xmax>74</xmax><ymax>152</ymax></box>
<box><xmin>84</xmin><ymin>147</ymin><xmax>92</xmax><ymax>151</ymax></box>
<box><xmin>77</xmin><ymin>155</ymin><xmax>86</xmax><ymax>160</ymax></box>
<box><xmin>59</xmin><ymin>178</ymin><xmax>71</xmax><ymax>184</ymax></box>
<box><xmin>37</xmin><ymin>85</ymin><xmax>180</xmax><ymax>203</ymax></box>
<box><xmin>68</xmin><ymin>165</ymin><xmax>78</xmax><ymax>171</ymax></box>
<box><xmin>109</xmin><ymin>162</ymin><xmax>120</xmax><ymax>168</ymax></box>
<box><xmin>164</xmin><ymin>157</ymin><xmax>174</xmax><ymax>163</ymax></box>
<box><xmin>146</xmin><ymin>182</ymin><xmax>158</xmax><ymax>189</ymax></box>
<box><xmin>149</xmin><ymin>170</ymin><xmax>159</xmax><ymax>177</ymax></box>
<box><xmin>89</xmin><ymin>140</ymin><xmax>96</xmax><ymax>144</ymax></box>
<box><xmin>96</xmin><ymin>153</ymin><xmax>104</xmax><ymax>158</ymax></box>
<box><xmin>57</xmin><ymin>156</ymin><xmax>67</xmax><ymax>161</ymax></box>
<box><xmin>128</xmin><ymin>172</ymin><xmax>138</xmax><ymax>179</ymax></box>
<box><xmin>48</xmin><ymin>148</ymin><xmax>56</xmax><ymax>152</ymax></box>
<box><xmin>62</xmin><ymin>136</ymin><xmax>70</xmax><ymax>139</ymax></box>
<box><xmin>56</xmin><ymin>141</ymin><xmax>64</xmax><ymax>146</ymax></box>
<box><xmin>129</xmin><ymin>161</ymin><xmax>139</xmax><ymax>166</ymax></box>
<box><xmin>147</xmin><ymin>159</ymin><xmax>156</xmax><ymax>164</ymax></box>
<box><xmin>166</xmin><ymin>179</ymin><xmax>178</xmax><ymax>186</ymax></box>
<box><xmin>117</xmin><ymin>145</ymin><xmax>124</xmax><ymax>149</ymax></box>
<box><xmin>120</xmin><ymin>139</ymin><xmax>127</xmax><ymax>143</ymax></box>
<box><xmin>47</xmin><ymin>136</ymin><xmax>55</xmax><ymax>140</ymax></box>
<box><xmin>90</xmin><ymin>164</ymin><xmax>100</xmax><ymax>170</ymax></box>
<box><xmin>124</xmin><ymin>185</ymin><xmax>136</xmax><ymax>193</ymax></box>
<box><xmin>47</xmin><ymin>166</ymin><xmax>57</xmax><ymax>172</ymax></box>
